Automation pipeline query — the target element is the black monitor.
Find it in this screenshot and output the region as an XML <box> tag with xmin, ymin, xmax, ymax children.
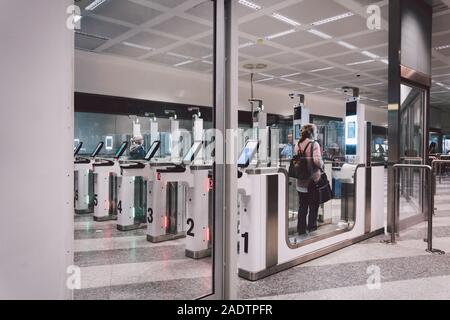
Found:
<box><xmin>183</xmin><ymin>142</ymin><xmax>203</xmax><ymax>163</ymax></box>
<box><xmin>74</xmin><ymin>141</ymin><xmax>83</xmax><ymax>156</ymax></box>
<box><xmin>114</xmin><ymin>142</ymin><xmax>128</xmax><ymax>159</ymax></box>
<box><xmin>144</xmin><ymin>141</ymin><xmax>161</xmax><ymax>161</ymax></box>
<box><xmin>91</xmin><ymin>142</ymin><xmax>104</xmax><ymax>158</ymax></box>
<box><xmin>238</xmin><ymin>140</ymin><xmax>259</xmax><ymax>168</ymax></box>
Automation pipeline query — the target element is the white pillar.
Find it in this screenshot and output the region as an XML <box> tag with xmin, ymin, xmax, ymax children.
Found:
<box><xmin>0</xmin><ymin>0</ymin><xmax>74</xmax><ymax>299</ymax></box>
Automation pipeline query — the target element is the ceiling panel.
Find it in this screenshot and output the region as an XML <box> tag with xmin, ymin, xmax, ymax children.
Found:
<box><xmin>146</xmin><ymin>0</ymin><xmax>187</xmax><ymax>8</ymax></box>
<box><xmin>185</xmin><ymin>0</ymin><xmax>214</xmax><ymax>21</ymax></box>
<box><xmin>239</xmin><ymin>43</ymin><xmax>281</xmax><ymax>57</ymax></box>
<box><xmin>283</xmin><ymin>73</ymin><xmax>320</xmax><ymax>82</ymax></box>
<box><xmin>270</xmin><ymin>30</ymin><xmax>325</xmax><ymax>48</ymax></box>
<box><xmin>79</xmin><ymin>16</ymin><xmax>131</xmax><ymax>39</ymax></box>
<box><xmin>104</xmin><ymin>43</ymin><xmax>148</xmax><ymax>57</ymax></box>
<box><xmin>432</xmin><ymin>13</ymin><xmax>450</xmax><ymax>33</ymax></box>
<box><xmin>239</xmin><ymin>16</ymin><xmax>293</xmax><ymax>38</ymax></box>
<box><xmin>152</xmin><ymin>16</ymin><xmax>210</xmax><ymax>38</ymax></box>
<box><xmin>93</xmin><ymin>0</ymin><xmax>162</xmax><ymax>25</ymax></box>
<box><xmin>181</xmin><ymin>61</ymin><xmax>213</xmax><ymax>73</ymax></box>
<box><xmin>263</xmin><ymin>67</ymin><xmax>300</xmax><ymax>77</ymax></box>
<box><xmin>299</xmin><ymin>42</ymin><xmax>351</xmax><ymax>58</ymax></box>
<box><xmin>315</xmin><ymin>15</ymin><xmax>368</xmax><ymax>38</ymax></box>
<box><xmin>264</xmin><ymin>52</ymin><xmax>309</xmax><ymax>65</ymax></box>
<box><xmin>291</xmin><ymin>60</ymin><xmax>334</xmax><ymax>72</ymax></box>
<box><xmin>276</xmin><ymin>0</ymin><xmax>350</xmax><ymax>25</ymax></box>
<box><xmin>146</xmin><ymin>53</ymin><xmax>185</xmax><ymax>65</ymax></box>
<box><xmin>75</xmin><ymin>33</ymin><xmax>107</xmax><ymax>51</ymax></box>
<box><xmin>170</xmin><ymin>43</ymin><xmax>212</xmax><ymax>59</ymax></box>
<box><xmin>126</xmin><ymin>31</ymin><xmax>176</xmax><ymax>49</ymax></box>
<box><xmin>345</xmin><ymin>30</ymin><xmax>388</xmax><ymax>48</ymax></box>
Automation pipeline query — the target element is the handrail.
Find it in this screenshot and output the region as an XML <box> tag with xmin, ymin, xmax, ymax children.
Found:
<box><xmin>391</xmin><ymin>164</ymin><xmax>444</xmax><ymax>255</ymax></box>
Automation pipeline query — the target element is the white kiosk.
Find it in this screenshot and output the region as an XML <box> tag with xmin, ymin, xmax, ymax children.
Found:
<box><xmin>92</xmin><ymin>142</ymin><xmax>128</xmax><ymax>221</ymax></box>
<box><xmin>116</xmin><ymin>141</ymin><xmax>161</xmax><ymax>231</ymax></box>
<box><xmin>74</xmin><ymin>142</ymin><xmax>104</xmax><ymax>214</ymax></box>
<box><xmin>237</xmin><ymin>89</ymin><xmax>385</xmax><ymax>281</ymax></box>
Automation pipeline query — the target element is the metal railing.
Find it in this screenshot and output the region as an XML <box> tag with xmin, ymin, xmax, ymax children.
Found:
<box><xmin>389</xmin><ymin>164</ymin><xmax>445</xmax><ymax>255</ymax></box>
<box><xmin>433</xmin><ymin>159</ymin><xmax>450</xmax><ymax>184</ymax></box>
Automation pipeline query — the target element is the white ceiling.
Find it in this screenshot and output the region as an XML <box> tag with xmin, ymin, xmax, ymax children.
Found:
<box><xmin>74</xmin><ymin>0</ymin><xmax>450</xmax><ymax>109</ymax></box>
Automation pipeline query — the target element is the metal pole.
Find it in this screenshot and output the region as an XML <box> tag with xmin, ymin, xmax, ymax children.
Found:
<box><xmin>391</xmin><ymin>166</ymin><xmax>398</xmax><ymax>244</ymax></box>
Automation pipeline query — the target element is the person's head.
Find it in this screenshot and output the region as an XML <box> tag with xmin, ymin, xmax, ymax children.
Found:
<box><xmin>429</xmin><ymin>142</ymin><xmax>436</xmax><ymax>149</ymax></box>
<box><xmin>133</xmin><ymin>135</ymin><xmax>144</xmax><ymax>146</ymax></box>
<box><xmin>287</xmin><ymin>133</ymin><xmax>293</xmax><ymax>144</ymax></box>
<box><xmin>300</xmin><ymin>124</ymin><xmax>318</xmax><ymax>143</ymax></box>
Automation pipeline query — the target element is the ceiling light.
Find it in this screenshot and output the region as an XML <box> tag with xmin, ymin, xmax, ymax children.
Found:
<box><xmin>337</xmin><ymin>41</ymin><xmax>357</xmax><ymax>50</ymax></box>
<box><xmin>167</xmin><ymin>52</ymin><xmax>192</xmax><ymax>59</ymax></box>
<box><xmin>271</xmin><ymin>13</ymin><xmax>301</xmax><ymax>27</ymax></box>
<box><xmin>255</xmin><ymin>77</ymin><xmax>274</xmax><ymax>83</ymax></box>
<box><xmin>346</xmin><ymin>59</ymin><xmax>374</xmax><ymax>66</ymax></box>
<box><xmin>365</xmin><ymin>82</ymin><xmax>384</xmax><ymax>87</ymax></box>
<box><xmin>74</xmin><ymin>15</ymin><xmax>82</xmax><ymax>24</ymax></box>
<box><xmin>435</xmin><ymin>44</ymin><xmax>450</xmax><ymax>50</ymax></box>
<box><xmin>307</xmin><ymin>29</ymin><xmax>333</xmax><ymax>40</ymax></box>
<box><xmin>299</xmin><ymin>82</ymin><xmax>313</xmax><ymax>87</ymax></box>
<box><xmin>436</xmin><ymin>82</ymin><xmax>446</xmax><ymax>87</ymax></box>
<box><xmin>380</xmin><ymin>59</ymin><xmax>389</xmax><ymax>64</ymax></box>
<box><xmin>311</xmin><ymin>12</ymin><xmax>354</xmax><ymax>26</ymax></box>
<box><xmin>280</xmin><ymin>77</ymin><xmax>296</xmax><ymax>83</ymax></box>
<box><xmin>201</xmin><ymin>60</ymin><xmax>213</xmax><ymax>65</ymax></box>
<box><xmin>85</xmin><ymin>0</ymin><xmax>108</xmax><ymax>11</ymax></box>
<box><xmin>122</xmin><ymin>42</ymin><xmax>153</xmax><ymax>51</ymax></box>
<box><xmin>309</xmin><ymin>89</ymin><xmax>328</xmax><ymax>94</ymax></box>
<box><xmin>265</xmin><ymin>29</ymin><xmax>296</xmax><ymax>40</ymax></box>
<box><xmin>174</xmin><ymin>60</ymin><xmax>193</xmax><ymax>67</ymax></box>
<box><xmin>202</xmin><ymin>54</ymin><xmax>213</xmax><ymax>59</ymax></box>
<box><xmin>281</xmin><ymin>72</ymin><xmax>301</xmax><ymax>78</ymax></box>
<box><xmin>239</xmin><ymin>42</ymin><xmax>254</xmax><ymax>49</ymax></box>
<box><xmin>258</xmin><ymin>73</ymin><xmax>275</xmax><ymax>78</ymax></box>
<box><xmin>238</xmin><ymin>0</ymin><xmax>261</xmax><ymax>10</ymax></box>
<box><xmin>361</xmin><ymin>51</ymin><xmax>379</xmax><ymax>59</ymax></box>
<box><xmin>310</xmin><ymin>67</ymin><xmax>334</xmax><ymax>73</ymax></box>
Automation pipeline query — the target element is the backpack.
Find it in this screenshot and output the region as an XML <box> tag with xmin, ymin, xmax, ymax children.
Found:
<box><xmin>288</xmin><ymin>141</ymin><xmax>315</xmax><ymax>180</ymax></box>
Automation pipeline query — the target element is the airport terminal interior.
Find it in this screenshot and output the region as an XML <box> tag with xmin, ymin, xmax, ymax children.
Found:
<box><xmin>2</xmin><ymin>0</ymin><xmax>450</xmax><ymax>300</ymax></box>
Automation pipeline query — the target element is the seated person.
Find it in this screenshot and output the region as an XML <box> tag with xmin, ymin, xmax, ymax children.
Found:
<box><xmin>129</xmin><ymin>135</ymin><xmax>146</xmax><ymax>160</ymax></box>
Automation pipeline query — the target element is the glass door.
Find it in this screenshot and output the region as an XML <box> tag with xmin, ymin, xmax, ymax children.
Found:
<box><xmin>398</xmin><ymin>83</ymin><xmax>426</xmax><ymax>225</ymax></box>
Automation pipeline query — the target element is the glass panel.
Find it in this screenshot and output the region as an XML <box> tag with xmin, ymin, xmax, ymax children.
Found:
<box><xmin>73</xmin><ymin>0</ymin><xmax>215</xmax><ymax>300</ymax></box>
<box><xmin>398</xmin><ymin>84</ymin><xmax>426</xmax><ymax>221</ymax></box>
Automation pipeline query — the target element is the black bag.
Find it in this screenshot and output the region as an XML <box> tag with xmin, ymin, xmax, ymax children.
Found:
<box><xmin>288</xmin><ymin>141</ymin><xmax>314</xmax><ymax>180</ymax></box>
<box><xmin>310</xmin><ymin>169</ymin><xmax>333</xmax><ymax>205</ymax></box>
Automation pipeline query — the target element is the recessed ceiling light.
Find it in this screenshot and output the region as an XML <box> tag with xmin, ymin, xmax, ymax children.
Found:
<box><xmin>238</xmin><ymin>0</ymin><xmax>261</xmax><ymax>10</ymax></box>
<box><xmin>122</xmin><ymin>42</ymin><xmax>153</xmax><ymax>51</ymax></box>
<box><xmin>365</xmin><ymin>82</ymin><xmax>384</xmax><ymax>87</ymax></box>
<box><xmin>336</xmin><ymin>41</ymin><xmax>358</xmax><ymax>50</ymax></box>
<box><xmin>380</xmin><ymin>59</ymin><xmax>389</xmax><ymax>64</ymax></box>
<box><xmin>436</xmin><ymin>82</ymin><xmax>446</xmax><ymax>87</ymax></box>
<box><xmin>310</xmin><ymin>67</ymin><xmax>334</xmax><ymax>73</ymax></box>
<box><xmin>361</xmin><ymin>51</ymin><xmax>379</xmax><ymax>59</ymax></box>
<box><xmin>265</xmin><ymin>29</ymin><xmax>296</xmax><ymax>40</ymax></box>
<box><xmin>271</xmin><ymin>13</ymin><xmax>301</xmax><ymax>27</ymax></box>
<box><xmin>299</xmin><ymin>82</ymin><xmax>313</xmax><ymax>87</ymax></box>
<box><xmin>309</xmin><ymin>89</ymin><xmax>328</xmax><ymax>94</ymax></box>
<box><xmin>307</xmin><ymin>29</ymin><xmax>333</xmax><ymax>40</ymax></box>
<box><xmin>239</xmin><ymin>42</ymin><xmax>254</xmax><ymax>49</ymax></box>
<box><xmin>346</xmin><ymin>59</ymin><xmax>375</xmax><ymax>66</ymax></box>
<box><xmin>202</xmin><ymin>54</ymin><xmax>213</xmax><ymax>59</ymax></box>
<box><xmin>201</xmin><ymin>60</ymin><xmax>213</xmax><ymax>65</ymax></box>
<box><xmin>167</xmin><ymin>52</ymin><xmax>192</xmax><ymax>60</ymax></box>
<box><xmin>85</xmin><ymin>0</ymin><xmax>108</xmax><ymax>11</ymax></box>
<box><xmin>311</xmin><ymin>12</ymin><xmax>354</xmax><ymax>26</ymax></box>
<box><xmin>258</xmin><ymin>73</ymin><xmax>275</xmax><ymax>78</ymax></box>
<box><xmin>280</xmin><ymin>77</ymin><xmax>296</xmax><ymax>83</ymax></box>
<box><xmin>174</xmin><ymin>60</ymin><xmax>193</xmax><ymax>67</ymax></box>
<box><xmin>281</xmin><ymin>72</ymin><xmax>301</xmax><ymax>78</ymax></box>
<box><xmin>255</xmin><ymin>77</ymin><xmax>274</xmax><ymax>83</ymax></box>
<box><xmin>435</xmin><ymin>44</ymin><xmax>450</xmax><ymax>50</ymax></box>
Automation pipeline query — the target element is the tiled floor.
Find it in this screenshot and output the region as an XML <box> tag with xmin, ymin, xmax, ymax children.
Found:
<box><xmin>74</xmin><ymin>172</ymin><xmax>450</xmax><ymax>300</ymax></box>
<box><xmin>73</xmin><ymin>216</ymin><xmax>213</xmax><ymax>300</ymax></box>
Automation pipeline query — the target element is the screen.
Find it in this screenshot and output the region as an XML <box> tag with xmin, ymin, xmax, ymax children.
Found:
<box><xmin>144</xmin><ymin>141</ymin><xmax>161</xmax><ymax>161</ymax></box>
<box><xmin>294</xmin><ymin>107</ymin><xmax>302</xmax><ymax>121</ymax></box>
<box><xmin>105</xmin><ymin>136</ymin><xmax>113</xmax><ymax>151</ymax></box>
<box><xmin>183</xmin><ymin>142</ymin><xmax>202</xmax><ymax>163</ymax></box>
<box><xmin>115</xmin><ymin>142</ymin><xmax>128</xmax><ymax>158</ymax></box>
<box><xmin>347</xmin><ymin>122</ymin><xmax>356</xmax><ymax>139</ymax></box>
<box><xmin>238</xmin><ymin>140</ymin><xmax>259</xmax><ymax>168</ymax></box>
<box><xmin>294</xmin><ymin>124</ymin><xmax>301</xmax><ymax>140</ymax></box>
<box><xmin>91</xmin><ymin>142</ymin><xmax>104</xmax><ymax>158</ymax></box>
<box><xmin>346</xmin><ymin>101</ymin><xmax>357</xmax><ymax>116</ymax></box>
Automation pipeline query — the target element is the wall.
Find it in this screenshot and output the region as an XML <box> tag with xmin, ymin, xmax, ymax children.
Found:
<box><xmin>75</xmin><ymin>50</ymin><xmax>387</xmax><ymax>125</ymax></box>
<box><xmin>0</xmin><ymin>0</ymin><xmax>74</xmax><ymax>299</ymax></box>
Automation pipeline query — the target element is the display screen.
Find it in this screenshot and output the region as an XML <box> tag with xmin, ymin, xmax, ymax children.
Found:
<box><xmin>91</xmin><ymin>142</ymin><xmax>104</xmax><ymax>158</ymax></box>
<box><xmin>115</xmin><ymin>142</ymin><xmax>128</xmax><ymax>158</ymax></box>
<box><xmin>144</xmin><ymin>141</ymin><xmax>161</xmax><ymax>161</ymax></box>
<box><xmin>346</xmin><ymin>101</ymin><xmax>357</xmax><ymax>116</ymax></box>
<box><xmin>345</xmin><ymin>115</ymin><xmax>357</xmax><ymax>155</ymax></box>
<box><xmin>347</xmin><ymin>122</ymin><xmax>356</xmax><ymax>139</ymax></box>
<box><xmin>294</xmin><ymin>124</ymin><xmax>301</xmax><ymax>140</ymax></box>
<box><xmin>105</xmin><ymin>136</ymin><xmax>113</xmax><ymax>151</ymax></box>
<box><xmin>294</xmin><ymin>107</ymin><xmax>302</xmax><ymax>121</ymax></box>
<box><xmin>183</xmin><ymin>142</ymin><xmax>202</xmax><ymax>163</ymax></box>
<box><xmin>238</xmin><ymin>140</ymin><xmax>259</xmax><ymax>168</ymax></box>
